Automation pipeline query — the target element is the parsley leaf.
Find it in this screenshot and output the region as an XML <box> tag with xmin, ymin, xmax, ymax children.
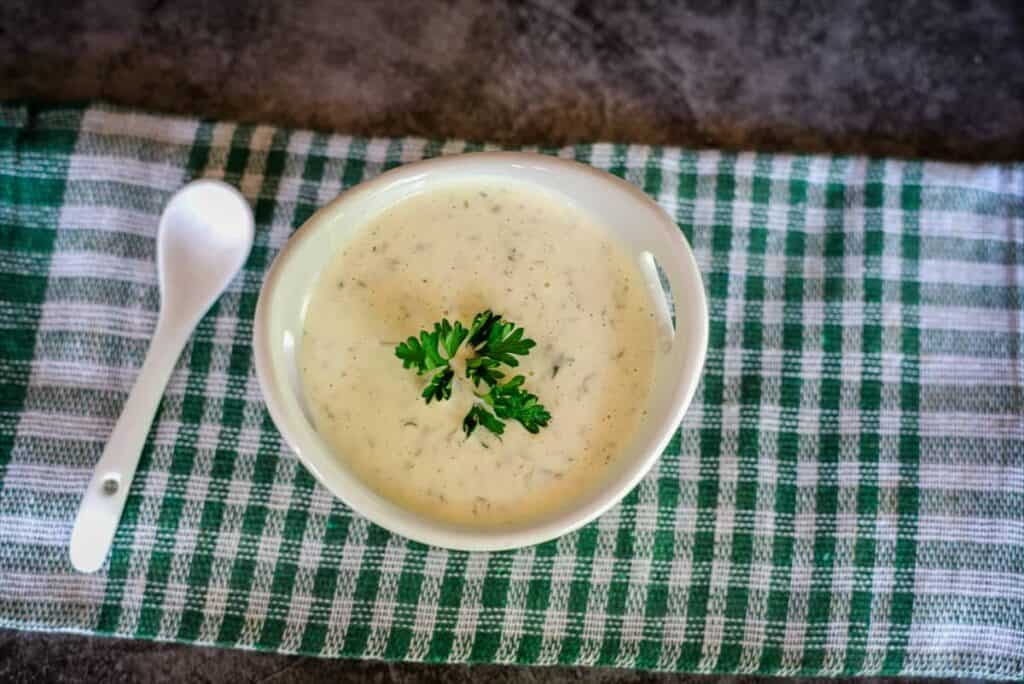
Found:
<box><xmin>467</xmin><ymin>310</ymin><xmax>502</xmax><ymax>347</ymax></box>
<box><xmin>395</xmin><ymin>318</ymin><xmax>468</xmax><ymax>373</ymax></box>
<box><xmin>468</xmin><ymin>310</ymin><xmax>536</xmax><ymax>367</ymax></box>
<box><xmin>465</xmin><ymin>356</ymin><xmax>505</xmax><ymax>388</ymax></box>
<box><xmin>422</xmin><ymin>367</ymin><xmax>454</xmax><ymax>404</ymax></box>
<box><xmin>435</xmin><ymin>318</ymin><xmax>469</xmax><ymax>358</ymax></box>
<box><xmin>484</xmin><ymin>375</ymin><xmax>552</xmax><ymax>433</ymax></box>
<box><xmin>462</xmin><ymin>404</ymin><xmax>505</xmax><ymax>437</ymax></box>
<box><xmin>395</xmin><ymin>328</ymin><xmax>445</xmax><ymax>374</ymax></box>
<box><xmin>395</xmin><ymin>318</ymin><xmax>467</xmax><ymax>405</ymax></box>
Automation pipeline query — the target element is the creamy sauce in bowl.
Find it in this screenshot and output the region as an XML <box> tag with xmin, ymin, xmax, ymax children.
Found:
<box><xmin>300</xmin><ymin>181</ymin><xmax>660</xmax><ymax>528</ymax></box>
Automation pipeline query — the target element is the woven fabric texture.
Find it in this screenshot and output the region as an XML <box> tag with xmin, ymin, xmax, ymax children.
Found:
<box><xmin>0</xmin><ymin>103</ymin><xmax>1022</xmax><ymax>678</ymax></box>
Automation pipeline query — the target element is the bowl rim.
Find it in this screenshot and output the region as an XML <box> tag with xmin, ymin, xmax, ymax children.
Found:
<box><xmin>253</xmin><ymin>151</ymin><xmax>709</xmax><ymax>551</ymax></box>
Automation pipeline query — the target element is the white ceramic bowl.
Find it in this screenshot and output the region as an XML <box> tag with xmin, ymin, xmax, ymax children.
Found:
<box><xmin>253</xmin><ymin>152</ymin><xmax>708</xmax><ymax>551</ymax></box>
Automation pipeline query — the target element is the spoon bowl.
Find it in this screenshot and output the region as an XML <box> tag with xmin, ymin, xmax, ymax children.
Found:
<box><xmin>158</xmin><ymin>180</ymin><xmax>255</xmax><ymax>325</ymax></box>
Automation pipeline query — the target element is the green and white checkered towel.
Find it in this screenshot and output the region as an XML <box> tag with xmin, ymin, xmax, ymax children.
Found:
<box><xmin>1</xmin><ymin>103</ymin><xmax>1022</xmax><ymax>678</ymax></box>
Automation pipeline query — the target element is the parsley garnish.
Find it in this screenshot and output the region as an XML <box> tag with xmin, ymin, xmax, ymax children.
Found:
<box><xmin>395</xmin><ymin>310</ymin><xmax>550</xmax><ymax>438</ymax></box>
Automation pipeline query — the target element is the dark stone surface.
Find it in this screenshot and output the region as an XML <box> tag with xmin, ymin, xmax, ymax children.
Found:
<box><xmin>1</xmin><ymin>1</ymin><xmax>1022</xmax><ymax>681</ymax></box>
<box><xmin>1</xmin><ymin>0</ymin><xmax>1023</xmax><ymax>161</ymax></box>
<box><xmin>0</xmin><ymin>629</ymin><xmax>990</xmax><ymax>684</ymax></box>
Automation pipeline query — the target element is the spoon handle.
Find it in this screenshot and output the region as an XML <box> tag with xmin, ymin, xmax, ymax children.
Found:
<box><xmin>69</xmin><ymin>320</ymin><xmax>189</xmax><ymax>573</ymax></box>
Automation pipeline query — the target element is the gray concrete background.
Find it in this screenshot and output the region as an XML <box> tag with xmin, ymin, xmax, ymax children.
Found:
<box><xmin>2</xmin><ymin>0</ymin><xmax>1023</xmax><ymax>160</ymax></box>
<box><xmin>0</xmin><ymin>630</ymin><xmax>986</xmax><ymax>684</ymax></box>
<box><xmin>1</xmin><ymin>0</ymin><xmax>1022</xmax><ymax>682</ymax></box>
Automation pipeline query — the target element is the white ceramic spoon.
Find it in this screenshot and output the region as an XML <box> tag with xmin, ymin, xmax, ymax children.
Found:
<box><xmin>70</xmin><ymin>179</ymin><xmax>254</xmax><ymax>573</ymax></box>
